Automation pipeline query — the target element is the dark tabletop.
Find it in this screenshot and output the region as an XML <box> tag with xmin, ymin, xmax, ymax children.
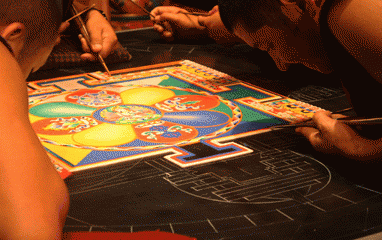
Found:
<box><xmin>29</xmin><ymin>28</ymin><xmax>343</xmax><ymax>97</ymax></box>
<box><xmin>28</xmin><ymin>28</ymin><xmax>382</xmax><ymax>240</ymax></box>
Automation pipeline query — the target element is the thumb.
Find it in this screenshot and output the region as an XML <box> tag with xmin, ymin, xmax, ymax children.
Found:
<box><xmin>313</xmin><ymin>111</ymin><xmax>354</xmax><ymax>142</ymax></box>
<box><xmin>296</xmin><ymin>111</ymin><xmax>338</xmax><ymax>154</ymax></box>
<box><xmin>312</xmin><ymin>111</ymin><xmax>335</xmax><ymax>135</ymax></box>
<box><xmin>86</xmin><ymin>25</ymin><xmax>103</xmax><ymax>53</ymax></box>
<box><xmin>208</xmin><ymin>5</ymin><xmax>219</xmax><ymax>15</ymax></box>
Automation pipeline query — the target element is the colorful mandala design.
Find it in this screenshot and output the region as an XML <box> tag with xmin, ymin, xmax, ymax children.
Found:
<box><xmin>29</xmin><ymin>85</ymin><xmax>242</xmax><ymax>151</ymax></box>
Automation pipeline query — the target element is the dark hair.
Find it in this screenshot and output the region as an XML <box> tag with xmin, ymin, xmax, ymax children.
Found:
<box><xmin>62</xmin><ymin>0</ymin><xmax>74</xmax><ymax>21</ymax></box>
<box><xmin>0</xmin><ymin>0</ymin><xmax>63</xmax><ymax>48</ymax></box>
<box><xmin>218</xmin><ymin>0</ymin><xmax>287</xmax><ymax>33</ymax></box>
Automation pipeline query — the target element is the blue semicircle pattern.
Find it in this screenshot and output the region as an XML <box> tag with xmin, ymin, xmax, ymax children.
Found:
<box><xmin>161</xmin><ymin>111</ymin><xmax>230</xmax><ymax>127</ymax></box>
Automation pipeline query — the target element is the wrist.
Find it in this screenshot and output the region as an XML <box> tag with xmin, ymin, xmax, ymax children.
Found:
<box><xmin>86</xmin><ymin>8</ymin><xmax>108</xmax><ymax>21</ymax></box>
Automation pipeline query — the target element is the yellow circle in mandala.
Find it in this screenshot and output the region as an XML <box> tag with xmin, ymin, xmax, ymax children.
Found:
<box><xmin>29</xmin><ymin>114</ymin><xmax>45</xmax><ymax>124</ymax></box>
<box><xmin>120</xmin><ymin>87</ymin><xmax>175</xmax><ymax>106</ymax></box>
<box><xmin>72</xmin><ymin>123</ymin><xmax>136</xmax><ymax>147</ymax></box>
<box><xmin>39</xmin><ymin>134</ymin><xmax>77</xmax><ymax>145</ymax></box>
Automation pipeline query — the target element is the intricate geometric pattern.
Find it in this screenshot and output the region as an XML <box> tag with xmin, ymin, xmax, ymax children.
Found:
<box><xmin>28</xmin><ymin>60</ymin><xmax>331</xmax><ymax>174</ymax></box>
<box><xmin>29</xmin><ymin>85</ymin><xmax>242</xmax><ymax>152</ymax></box>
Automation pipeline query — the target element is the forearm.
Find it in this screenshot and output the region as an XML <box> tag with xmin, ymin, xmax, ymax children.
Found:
<box><xmin>0</xmin><ymin>183</ymin><xmax>69</xmax><ymax>240</ymax></box>
<box><xmin>0</xmin><ymin>48</ymin><xmax>69</xmax><ymax>239</ymax></box>
<box><xmin>0</xmin><ymin>121</ymin><xmax>69</xmax><ymax>239</ymax></box>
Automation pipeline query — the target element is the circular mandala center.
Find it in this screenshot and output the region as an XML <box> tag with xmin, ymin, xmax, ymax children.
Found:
<box><xmin>93</xmin><ymin>105</ymin><xmax>162</xmax><ymax>124</ymax></box>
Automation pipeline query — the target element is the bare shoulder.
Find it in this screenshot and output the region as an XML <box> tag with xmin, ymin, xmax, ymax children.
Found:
<box><xmin>327</xmin><ymin>0</ymin><xmax>382</xmax><ymax>82</ymax></box>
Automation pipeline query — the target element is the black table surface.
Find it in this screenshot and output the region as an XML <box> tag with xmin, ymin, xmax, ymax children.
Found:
<box><xmin>28</xmin><ymin>28</ymin><xmax>382</xmax><ymax>240</ymax></box>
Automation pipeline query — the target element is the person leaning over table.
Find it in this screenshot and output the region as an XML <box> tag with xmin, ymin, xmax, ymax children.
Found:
<box><xmin>150</xmin><ymin>0</ymin><xmax>382</xmax><ymax>162</ymax></box>
<box><xmin>0</xmin><ymin>0</ymin><xmax>69</xmax><ymax>239</ymax></box>
<box><xmin>0</xmin><ymin>1</ymin><xmax>117</xmax><ymax>238</ymax></box>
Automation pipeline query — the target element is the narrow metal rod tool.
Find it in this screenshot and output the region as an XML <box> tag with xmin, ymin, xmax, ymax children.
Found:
<box><xmin>182</xmin><ymin>12</ymin><xmax>210</xmax><ymax>16</ymax></box>
<box><xmin>127</xmin><ymin>0</ymin><xmax>210</xmax><ymax>18</ymax></box>
<box><xmin>127</xmin><ymin>0</ymin><xmax>155</xmax><ymax>18</ymax></box>
<box><xmin>65</xmin><ymin>4</ymin><xmax>96</xmax><ymax>22</ymax></box>
<box><xmin>271</xmin><ymin>116</ymin><xmax>382</xmax><ymax>130</ymax></box>
<box><xmin>271</xmin><ymin>107</ymin><xmax>354</xmax><ymax>130</ymax></box>
<box><xmin>71</xmin><ymin>5</ymin><xmax>111</xmax><ymax>76</ymax></box>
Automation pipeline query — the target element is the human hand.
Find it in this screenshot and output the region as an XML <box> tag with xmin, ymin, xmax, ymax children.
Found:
<box><xmin>150</xmin><ymin>6</ymin><xmax>207</xmax><ymax>41</ymax></box>
<box><xmin>296</xmin><ymin>111</ymin><xmax>382</xmax><ymax>161</ymax></box>
<box><xmin>55</xmin><ymin>21</ymin><xmax>70</xmax><ymax>46</ymax></box>
<box><xmin>79</xmin><ymin>9</ymin><xmax>118</xmax><ymax>61</ymax></box>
